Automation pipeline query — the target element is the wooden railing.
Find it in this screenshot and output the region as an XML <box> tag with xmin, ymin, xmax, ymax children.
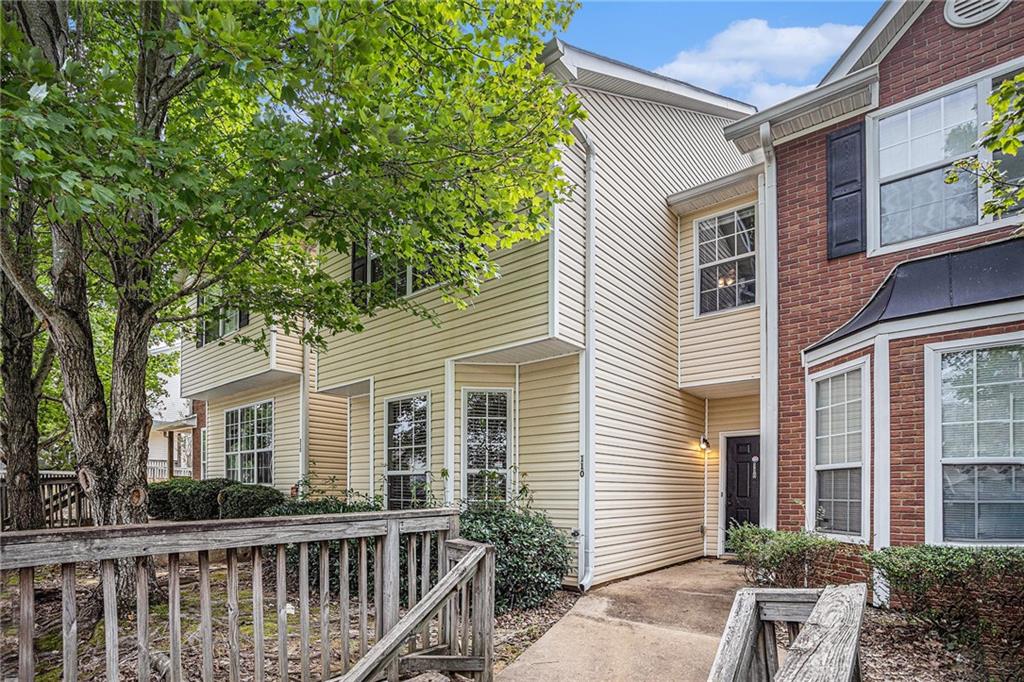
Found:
<box><xmin>0</xmin><ymin>508</ymin><xmax>495</xmax><ymax>681</ymax></box>
<box><xmin>708</xmin><ymin>583</ymin><xmax>867</xmax><ymax>682</ymax></box>
<box><xmin>0</xmin><ymin>470</ymin><xmax>93</xmax><ymax>530</ymax></box>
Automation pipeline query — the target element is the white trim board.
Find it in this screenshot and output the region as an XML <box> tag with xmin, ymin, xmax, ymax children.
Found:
<box><xmin>803</xmin><ymin>300</ymin><xmax>1024</xmax><ymax>368</ymax></box>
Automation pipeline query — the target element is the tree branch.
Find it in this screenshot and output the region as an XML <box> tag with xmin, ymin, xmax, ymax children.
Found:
<box><xmin>32</xmin><ymin>337</ymin><xmax>57</xmax><ymax>398</ymax></box>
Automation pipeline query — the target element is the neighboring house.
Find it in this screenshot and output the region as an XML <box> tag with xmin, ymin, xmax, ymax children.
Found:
<box><xmin>147</xmin><ymin>344</ymin><xmax>199</xmax><ymax>481</ymax></box>
<box><xmin>179</xmin><ymin>308</ymin><xmax>348</xmax><ymax>495</ymax></box>
<box><xmin>708</xmin><ymin>0</ymin><xmax>1024</xmax><ymax>568</ymax></box>
<box><xmin>314</xmin><ymin>41</ymin><xmax>756</xmax><ymax>588</ymax></box>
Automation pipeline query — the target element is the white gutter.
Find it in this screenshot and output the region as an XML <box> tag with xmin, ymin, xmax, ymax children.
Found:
<box><xmin>572</xmin><ymin>122</ymin><xmax>598</xmax><ymax>590</ymax></box>
<box><xmin>758</xmin><ymin>122</ymin><xmax>779</xmax><ymax>530</ymax></box>
<box><xmin>299</xmin><ymin>319</ymin><xmax>311</xmax><ymax>488</ymax></box>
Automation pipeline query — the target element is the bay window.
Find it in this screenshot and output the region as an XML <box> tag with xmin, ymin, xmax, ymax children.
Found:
<box><xmin>695</xmin><ymin>205</ymin><xmax>757</xmax><ymax>315</ymax></box>
<box><xmin>868</xmin><ymin>57</ymin><xmax>1024</xmax><ymax>253</ymax></box>
<box><xmin>225</xmin><ymin>401</ymin><xmax>273</xmax><ymax>484</ymax></box>
<box><xmin>385</xmin><ymin>393</ymin><xmax>430</xmax><ymax>510</ymax></box>
<box><xmin>808</xmin><ymin>360</ymin><xmax>869</xmax><ymax>541</ymax></box>
<box><xmin>930</xmin><ymin>340</ymin><xmax>1024</xmax><ymax>543</ymax></box>
<box><xmin>463</xmin><ymin>390</ymin><xmax>511</xmax><ymax>504</ymax></box>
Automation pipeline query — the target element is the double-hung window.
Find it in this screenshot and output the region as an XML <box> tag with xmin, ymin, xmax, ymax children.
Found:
<box><xmin>463</xmin><ymin>390</ymin><xmax>511</xmax><ymax>504</ymax></box>
<box><xmin>196</xmin><ymin>292</ymin><xmax>247</xmax><ymax>347</ymax></box>
<box><xmin>695</xmin><ymin>206</ymin><xmax>756</xmax><ymax>315</ymax></box>
<box><xmin>930</xmin><ymin>340</ymin><xmax>1024</xmax><ymax>544</ymax></box>
<box><xmin>225</xmin><ymin>401</ymin><xmax>273</xmax><ymax>484</ymax></box>
<box><xmin>808</xmin><ymin>362</ymin><xmax>869</xmax><ymax>541</ymax></box>
<box><xmin>869</xmin><ymin>58</ymin><xmax>1024</xmax><ymax>252</ymax></box>
<box><xmin>385</xmin><ymin>393</ymin><xmax>430</xmax><ymax>510</ymax></box>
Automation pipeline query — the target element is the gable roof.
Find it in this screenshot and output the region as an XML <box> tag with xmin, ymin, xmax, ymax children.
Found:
<box><xmin>820</xmin><ymin>1</ymin><xmax>929</xmax><ymax>86</ymax></box>
<box><xmin>541</xmin><ymin>39</ymin><xmax>755</xmax><ymax>120</ymax></box>
<box><xmin>807</xmin><ymin>238</ymin><xmax>1024</xmax><ymax>353</ymax></box>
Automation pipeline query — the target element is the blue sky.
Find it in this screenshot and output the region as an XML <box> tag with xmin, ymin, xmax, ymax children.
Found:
<box><xmin>559</xmin><ymin>1</ymin><xmax>881</xmax><ymax>109</ymax></box>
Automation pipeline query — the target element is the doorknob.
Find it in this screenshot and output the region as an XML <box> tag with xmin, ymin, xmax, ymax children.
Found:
<box><xmin>752</xmin><ymin>455</ymin><xmax>759</xmax><ymax>480</ymax></box>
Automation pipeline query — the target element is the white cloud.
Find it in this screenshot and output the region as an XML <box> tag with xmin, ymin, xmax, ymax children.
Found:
<box><xmin>655</xmin><ymin>19</ymin><xmax>862</xmax><ymax>109</ymax></box>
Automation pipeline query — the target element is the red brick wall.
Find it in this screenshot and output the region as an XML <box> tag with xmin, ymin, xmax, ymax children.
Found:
<box><xmin>774</xmin><ymin>2</ymin><xmax>1024</xmax><ymax>544</ymax></box>
<box><xmin>190</xmin><ymin>399</ymin><xmax>206</xmax><ymax>479</ymax></box>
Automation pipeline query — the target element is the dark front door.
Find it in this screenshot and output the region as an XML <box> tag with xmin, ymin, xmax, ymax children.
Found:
<box><xmin>725</xmin><ymin>435</ymin><xmax>760</xmax><ymax>546</ymax></box>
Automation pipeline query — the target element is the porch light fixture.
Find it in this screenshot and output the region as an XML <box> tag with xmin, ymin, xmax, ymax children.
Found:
<box><xmin>699</xmin><ymin>435</ymin><xmax>711</xmax><ymax>451</ymax></box>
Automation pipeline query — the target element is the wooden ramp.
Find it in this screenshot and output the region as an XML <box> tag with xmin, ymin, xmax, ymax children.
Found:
<box><xmin>708</xmin><ymin>583</ymin><xmax>867</xmax><ymax>682</ymax></box>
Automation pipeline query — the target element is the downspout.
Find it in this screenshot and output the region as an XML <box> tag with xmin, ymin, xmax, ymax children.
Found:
<box><xmin>572</xmin><ymin>121</ymin><xmax>598</xmax><ymax>591</ymax></box>
<box><xmin>758</xmin><ymin>121</ymin><xmax>779</xmax><ymax>530</ymax></box>
<box><xmin>298</xmin><ymin>318</ymin><xmax>311</xmax><ymax>494</ymax></box>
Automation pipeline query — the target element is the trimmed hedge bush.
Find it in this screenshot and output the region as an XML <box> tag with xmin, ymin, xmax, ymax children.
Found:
<box><xmin>460</xmin><ymin>502</ymin><xmax>571</xmax><ymax>614</ymax></box>
<box><xmin>727</xmin><ymin>524</ymin><xmax>842</xmax><ymax>588</ymax></box>
<box><xmin>168</xmin><ymin>478</ymin><xmax>234</xmax><ymax>521</ymax></box>
<box><xmin>148</xmin><ymin>478</ymin><xmax>234</xmax><ymax>521</ymax></box>
<box><xmin>218</xmin><ymin>484</ymin><xmax>286</xmax><ymax>519</ymax></box>
<box><xmin>866</xmin><ymin>545</ymin><xmax>1024</xmax><ymax>679</ymax></box>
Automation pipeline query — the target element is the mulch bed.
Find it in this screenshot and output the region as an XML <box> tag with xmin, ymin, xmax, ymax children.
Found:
<box><xmin>858</xmin><ymin>607</ymin><xmax>982</xmax><ymax>681</ymax></box>
<box><xmin>493</xmin><ymin>590</ymin><xmax>580</xmax><ymax>673</ymax></box>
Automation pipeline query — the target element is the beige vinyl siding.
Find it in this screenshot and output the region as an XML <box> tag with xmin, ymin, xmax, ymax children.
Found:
<box><xmin>454</xmin><ymin>364</ymin><xmax>516</xmax><ymax>502</ymax></box>
<box><xmin>273</xmin><ymin>331</ymin><xmax>305</xmax><ymax>375</ymax></box>
<box><xmin>347</xmin><ymin>395</ymin><xmax>371</xmax><ymax>497</ymax></box>
<box><xmin>705</xmin><ymin>393</ymin><xmax>760</xmax><ymax>557</ymax></box>
<box><xmin>678</xmin><ymin>195</ymin><xmax>761</xmax><ymax>388</ymax></box>
<box><xmin>555</xmin><ymin>142</ymin><xmax>588</xmax><ymax>348</ymax></box>
<box><xmin>518</xmin><ymin>354</ymin><xmax>581</xmax><ymax>585</ymax></box>
<box><xmin>204</xmin><ymin>377</ymin><xmax>301</xmax><ymax>494</ymax></box>
<box><xmin>570</xmin><ymin>85</ymin><xmax>749</xmax><ymax>584</ymax></box>
<box><xmin>308</xmin><ymin>390</ymin><xmax>348</xmax><ymax>496</ymax></box>
<box><xmin>318</xmin><ymin>237</ymin><xmax>551</xmax><ymax>499</ymax></box>
<box><xmin>180</xmin><ymin>313</ymin><xmax>273</xmax><ymax>398</ymax></box>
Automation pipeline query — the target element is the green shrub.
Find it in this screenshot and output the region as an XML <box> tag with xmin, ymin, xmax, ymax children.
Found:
<box><xmin>218</xmin><ymin>484</ymin><xmax>286</xmax><ymax>519</ymax></box>
<box><xmin>147</xmin><ymin>478</ymin><xmax>198</xmax><ymax>520</ymax></box>
<box><xmin>168</xmin><ymin>478</ymin><xmax>234</xmax><ymax>521</ymax></box>
<box><xmin>263</xmin><ymin>491</ymin><xmax>384</xmax><ymax>518</ymax></box>
<box><xmin>866</xmin><ymin>545</ymin><xmax>1024</xmax><ymax>679</ymax></box>
<box><xmin>460</xmin><ymin>502</ymin><xmax>571</xmax><ymax>614</ymax></box>
<box><xmin>727</xmin><ymin>524</ymin><xmax>842</xmax><ymax>588</ymax></box>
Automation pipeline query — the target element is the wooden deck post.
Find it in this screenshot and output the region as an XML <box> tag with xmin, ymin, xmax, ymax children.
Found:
<box><xmin>382</xmin><ymin>518</ymin><xmax>401</xmax><ymax>682</ymax></box>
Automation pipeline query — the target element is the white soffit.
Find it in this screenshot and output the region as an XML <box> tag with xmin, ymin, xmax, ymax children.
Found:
<box><xmin>821</xmin><ymin>1</ymin><xmax>929</xmax><ymax>86</ymax></box>
<box><xmin>723</xmin><ymin>66</ymin><xmax>879</xmax><ymax>154</ymax></box>
<box><xmin>667</xmin><ymin>164</ymin><xmax>761</xmax><ymax>216</ymax></box>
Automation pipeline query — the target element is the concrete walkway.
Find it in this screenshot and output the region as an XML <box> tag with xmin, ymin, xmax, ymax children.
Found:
<box><xmin>498</xmin><ymin>559</ymin><xmax>746</xmax><ymax>682</ymax></box>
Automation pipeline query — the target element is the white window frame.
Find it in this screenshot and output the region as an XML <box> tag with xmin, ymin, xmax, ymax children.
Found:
<box><xmin>461</xmin><ymin>387</ymin><xmax>514</xmax><ymax>503</ymax></box>
<box><xmin>805</xmin><ymin>356</ymin><xmax>872</xmax><ymax>544</ymax></box>
<box><xmin>383</xmin><ymin>390</ymin><xmax>431</xmax><ymax>510</ymax></box>
<box><xmin>223</xmin><ymin>399</ymin><xmax>274</xmax><ymax>485</ymax></box>
<box><xmin>923</xmin><ymin>330</ymin><xmax>1024</xmax><ymax>546</ymax></box>
<box><xmin>692</xmin><ymin>202</ymin><xmax>758</xmax><ymax>319</ymax></box>
<box><xmin>200</xmin><ymin>427</ymin><xmax>208</xmax><ymax>480</ymax></box>
<box><xmin>865</xmin><ymin>56</ymin><xmax>1024</xmax><ymax>256</ymax></box>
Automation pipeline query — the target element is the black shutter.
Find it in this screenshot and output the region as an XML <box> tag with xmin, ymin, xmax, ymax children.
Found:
<box><xmin>195</xmin><ymin>293</ymin><xmax>205</xmax><ymax>348</ymax></box>
<box><xmin>351</xmin><ymin>240</ymin><xmax>368</xmax><ymax>284</ymax></box>
<box><xmin>238</xmin><ymin>308</ymin><xmax>249</xmax><ymax>328</ymax></box>
<box><xmin>826</xmin><ymin>123</ymin><xmax>866</xmax><ymax>259</ymax></box>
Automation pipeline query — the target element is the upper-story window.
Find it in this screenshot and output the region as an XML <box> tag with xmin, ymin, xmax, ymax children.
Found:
<box><xmin>868</xmin><ymin>58</ymin><xmax>1024</xmax><ymax>253</ymax></box>
<box><xmin>196</xmin><ymin>293</ymin><xmax>248</xmax><ymax>347</ymax></box>
<box><xmin>695</xmin><ymin>205</ymin><xmax>756</xmax><ymax>316</ymax></box>
<box><xmin>351</xmin><ymin>238</ymin><xmax>430</xmax><ymax>300</ymax></box>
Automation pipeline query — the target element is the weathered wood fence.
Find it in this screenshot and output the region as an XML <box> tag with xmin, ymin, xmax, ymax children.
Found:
<box><xmin>0</xmin><ymin>470</ymin><xmax>93</xmax><ymax>530</ymax></box>
<box><xmin>0</xmin><ymin>508</ymin><xmax>495</xmax><ymax>682</ymax></box>
<box><xmin>708</xmin><ymin>583</ymin><xmax>867</xmax><ymax>682</ymax></box>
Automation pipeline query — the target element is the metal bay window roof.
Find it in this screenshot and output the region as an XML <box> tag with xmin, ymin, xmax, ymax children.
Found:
<box><xmin>809</xmin><ymin>237</ymin><xmax>1024</xmax><ymax>352</ymax></box>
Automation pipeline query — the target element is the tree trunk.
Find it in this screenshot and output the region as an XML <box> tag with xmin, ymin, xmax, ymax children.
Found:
<box><xmin>0</xmin><ymin>201</ymin><xmax>44</xmax><ymax>531</ymax></box>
